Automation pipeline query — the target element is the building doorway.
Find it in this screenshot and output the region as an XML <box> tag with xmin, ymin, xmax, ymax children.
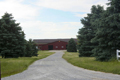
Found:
<box><xmin>48</xmin><ymin>45</ymin><xmax>53</xmax><ymax>50</ymax></box>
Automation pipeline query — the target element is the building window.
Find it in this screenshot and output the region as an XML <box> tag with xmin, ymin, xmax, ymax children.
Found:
<box><xmin>61</xmin><ymin>46</ymin><xmax>64</xmax><ymax>48</ymax></box>
<box><xmin>56</xmin><ymin>46</ymin><xmax>58</xmax><ymax>48</ymax></box>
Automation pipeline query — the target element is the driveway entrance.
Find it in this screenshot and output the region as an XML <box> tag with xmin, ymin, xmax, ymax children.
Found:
<box><xmin>2</xmin><ymin>51</ymin><xmax>120</xmax><ymax>80</ymax></box>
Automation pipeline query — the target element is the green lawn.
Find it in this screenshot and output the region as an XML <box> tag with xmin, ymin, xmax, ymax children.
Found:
<box><xmin>1</xmin><ymin>51</ymin><xmax>54</xmax><ymax>78</ymax></box>
<box><xmin>62</xmin><ymin>51</ymin><xmax>120</xmax><ymax>75</ymax></box>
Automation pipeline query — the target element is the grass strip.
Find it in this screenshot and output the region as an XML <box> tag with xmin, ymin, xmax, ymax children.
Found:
<box><xmin>1</xmin><ymin>51</ymin><xmax>54</xmax><ymax>78</ymax></box>
<box><xmin>62</xmin><ymin>51</ymin><xmax>120</xmax><ymax>75</ymax></box>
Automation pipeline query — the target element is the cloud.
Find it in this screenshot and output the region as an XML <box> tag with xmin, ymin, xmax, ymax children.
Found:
<box><xmin>0</xmin><ymin>0</ymin><xmax>109</xmax><ymax>40</ymax></box>
<box><xmin>20</xmin><ymin>21</ymin><xmax>82</xmax><ymax>39</ymax></box>
<box><xmin>74</xmin><ymin>13</ymin><xmax>87</xmax><ymax>18</ymax></box>
<box><xmin>0</xmin><ymin>0</ymin><xmax>39</xmax><ymax>22</ymax></box>
<box><xmin>0</xmin><ymin>0</ymin><xmax>41</xmax><ymax>40</ymax></box>
<box><xmin>36</xmin><ymin>0</ymin><xmax>108</xmax><ymax>12</ymax></box>
<box><xmin>0</xmin><ymin>0</ymin><xmax>82</xmax><ymax>40</ymax></box>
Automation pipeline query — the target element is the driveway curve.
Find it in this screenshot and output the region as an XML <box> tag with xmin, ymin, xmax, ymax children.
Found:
<box><xmin>2</xmin><ymin>51</ymin><xmax>120</xmax><ymax>80</ymax></box>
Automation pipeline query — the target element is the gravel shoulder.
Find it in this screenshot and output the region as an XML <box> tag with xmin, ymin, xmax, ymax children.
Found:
<box><xmin>2</xmin><ymin>50</ymin><xmax>120</xmax><ymax>80</ymax></box>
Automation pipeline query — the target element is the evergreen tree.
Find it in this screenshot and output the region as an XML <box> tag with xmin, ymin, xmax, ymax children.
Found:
<box><xmin>67</xmin><ymin>38</ymin><xmax>77</xmax><ymax>52</ymax></box>
<box><xmin>25</xmin><ymin>40</ymin><xmax>32</xmax><ymax>57</ymax></box>
<box><xmin>92</xmin><ymin>0</ymin><xmax>120</xmax><ymax>61</ymax></box>
<box><xmin>32</xmin><ymin>43</ymin><xmax>38</xmax><ymax>56</ymax></box>
<box><xmin>25</xmin><ymin>39</ymin><xmax>38</xmax><ymax>57</ymax></box>
<box><xmin>77</xmin><ymin>5</ymin><xmax>104</xmax><ymax>57</ymax></box>
<box><xmin>0</xmin><ymin>12</ymin><xmax>25</xmax><ymax>58</ymax></box>
<box><xmin>0</xmin><ymin>18</ymin><xmax>2</xmax><ymax>57</ymax></box>
<box><xmin>19</xmin><ymin>31</ymin><xmax>26</xmax><ymax>57</ymax></box>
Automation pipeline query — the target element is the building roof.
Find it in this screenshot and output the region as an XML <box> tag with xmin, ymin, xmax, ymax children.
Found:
<box><xmin>33</xmin><ymin>38</ymin><xmax>77</xmax><ymax>44</ymax></box>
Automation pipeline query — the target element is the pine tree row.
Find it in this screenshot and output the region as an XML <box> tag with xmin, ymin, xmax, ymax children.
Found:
<box><xmin>77</xmin><ymin>0</ymin><xmax>120</xmax><ymax>61</ymax></box>
<box><xmin>0</xmin><ymin>13</ymin><xmax>38</xmax><ymax>58</ymax></box>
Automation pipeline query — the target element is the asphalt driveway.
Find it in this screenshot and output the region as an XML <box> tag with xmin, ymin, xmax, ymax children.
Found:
<box><xmin>2</xmin><ymin>50</ymin><xmax>120</xmax><ymax>80</ymax></box>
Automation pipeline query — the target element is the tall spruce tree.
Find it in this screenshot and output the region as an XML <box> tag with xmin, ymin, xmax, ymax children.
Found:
<box><xmin>67</xmin><ymin>38</ymin><xmax>77</xmax><ymax>52</ymax></box>
<box><xmin>92</xmin><ymin>0</ymin><xmax>120</xmax><ymax>61</ymax></box>
<box><xmin>0</xmin><ymin>12</ymin><xmax>25</xmax><ymax>58</ymax></box>
<box><xmin>77</xmin><ymin>5</ymin><xmax>104</xmax><ymax>57</ymax></box>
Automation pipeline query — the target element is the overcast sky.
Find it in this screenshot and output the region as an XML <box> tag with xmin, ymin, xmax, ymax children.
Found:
<box><xmin>0</xmin><ymin>0</ymin><xmax>109</xmax><ymax>40</ymax></box>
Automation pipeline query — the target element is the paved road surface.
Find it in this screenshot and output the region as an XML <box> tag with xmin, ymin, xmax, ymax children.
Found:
<box><xmin>2</xmin><ymin>51</ymin><xmax>120</xmax><ymax>80</ymax></box>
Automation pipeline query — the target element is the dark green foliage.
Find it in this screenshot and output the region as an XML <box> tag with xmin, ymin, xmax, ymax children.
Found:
<box><xmin>92</xmin><ymin>0</ymin><xmax>120</xmax><ymax>61</ymax></box>
<box><xmin>67</xmin><ymin>38</ymin><xmax>77</xmax><ymax>52</ymax></box>
<box><xmin>78</xmin><ymin>0</ymin><xmax>120</xmax><ymax>61</ymax></box>
<box><xmin>77</xmin><ymin>5</ymin><xmax>104</xmax><ymax>57</ymax></box>
<box><xmin>19</xmin><ymin>31</ymin><xmax>26</xmax><ymax>57</ymax></box>
<box><xmin>25</xmin><ymin>39</ymin><xmax>38</xmax><ymax>57</ymax></box>
<box><xmin>0</xmin><ymin>13</ymin><xmax>25</xmax><ymax>58</ymax></box>
<box><xmin>0</xmin><ymin>12</ymin><xmax>38</xmax><ymax>58</ymax></box>
<box><xmin>32</xmin><ymin>43</ymin><xmax>38</xmax><ymax>56</ymax></box>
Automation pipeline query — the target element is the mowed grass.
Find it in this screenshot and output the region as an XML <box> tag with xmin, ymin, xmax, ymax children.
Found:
<box><xmin>1</xmin><ymin>51</ymin><xmax>54</xmax><ymax>78</ymax></box>
<box><xmin>62</xmin><ymin>51</ymin><xmax>120</xmax><ymax>75</ymax></box>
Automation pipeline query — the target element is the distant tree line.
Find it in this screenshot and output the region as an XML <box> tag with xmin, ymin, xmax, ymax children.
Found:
<box><xmin>77</xmin><ymin>0</ymin><xmax>120</xmax><ymax>61</ymax></box>
<box><xmin>0</xmin><ymin>13</ymin><xmax>38</xmax><ymax>58</ymax></box>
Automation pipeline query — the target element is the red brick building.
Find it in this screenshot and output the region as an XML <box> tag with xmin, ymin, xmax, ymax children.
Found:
<box><xmin>33</xmin><ymin>39</ymin><xmax>77</xmax><ymax>50</ymax></box>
